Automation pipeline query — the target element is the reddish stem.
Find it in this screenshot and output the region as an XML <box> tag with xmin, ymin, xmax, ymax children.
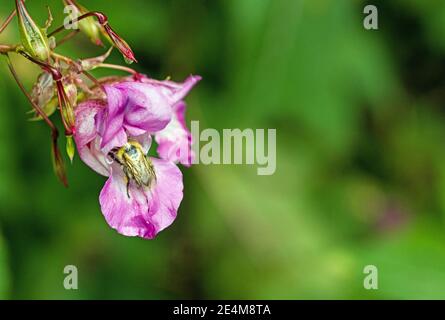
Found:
<box><xmin>3</xmin><ymin>52</ymin><xmax>68</xmax><ymax>187</ymax></box>
<box><xmin>0</xmin><ymin>9</ymin><xmax>17</xmax><ymax>34</ymax></box>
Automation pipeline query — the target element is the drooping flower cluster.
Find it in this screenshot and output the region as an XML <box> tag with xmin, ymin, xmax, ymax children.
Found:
<box><xmin>1</xmin><ymin>0</ymin><xmax>201</xmax><ymax>239</ymax></box>
<box><xmin>74</xmin><ymin>76</ymin><xmax>200</xmax><ymax>238</ymax></box>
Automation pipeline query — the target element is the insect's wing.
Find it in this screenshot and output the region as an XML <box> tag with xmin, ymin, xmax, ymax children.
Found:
<box><xmin>140</xmin><ymin>155</ymin><xmax>156</xmax><ymax>187</ymax></box>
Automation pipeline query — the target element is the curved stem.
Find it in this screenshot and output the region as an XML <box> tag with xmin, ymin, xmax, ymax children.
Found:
<box><xmin>18</xmin><ymin>50</ymin><xmax>63</xmax><ymax>80</ymax></box>
<box><xmin>82</xmin><ymin>70</ymin><xmax>104</xmax><ymax>91</ymax></box>
<box><xmin>3</xmin><ymin>53</ymin><xmax>56</xmax><ymax>133</ymax></box>
<box><xmin>0</xmin><ymin>10</ymin><xmax>16</xmax><ymax>35</ymax></box>
<box><xmin>2</xmin><ymin>52</ymin><xmax>68</xmax><ymax>187</ymax></box>
<box><xmin>98</xmin><ymin>63</ymin><xmax>139</xmax><ymax>76</ymax></box>
<box><xmin>55</xmin><ymin>29</ymin><xmax>80</xmax><ymax>47</ymax></box>
<box><xmin>51</xmin><ymin>51</ymin><xmax>73</xmax><ymax>64</ymax></box>
<box><xmin>18</xmin><ymin>50</ymin><xmax>74</xmax><ymax>135</ymax></box>
<box><xmin>0</xmin><ymin>0</ymin><xmax>33</xmax><ymax>35</ymax></box>
<box><xmin>0</xmin><ymin>44</ymin><xmax>19</xmax><ymax>53</ymax></box>
<box><xmin>48</xmin><ymin>11</ymin><xmax>107</xmax><ymax>37</ymax></box>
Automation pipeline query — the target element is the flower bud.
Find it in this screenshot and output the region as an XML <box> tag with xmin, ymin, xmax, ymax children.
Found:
<box><xmin>66</xmin><ymin>135</ymin><xmax>76</xmax><ymax>163</ymax></box>
<box><xmin>86</xmin><ymin>11</ymin><xmax>137</xmax><ymax>64</ymax></box>
<box><xmin>16</xmin><ymin>0</ymin><xmax>50</xmax><ymax>61</ymax></box>
<box><xmin>103</xmin><ymin>24</ymin><xmax>137</xmax><ymax>64</ymax></box>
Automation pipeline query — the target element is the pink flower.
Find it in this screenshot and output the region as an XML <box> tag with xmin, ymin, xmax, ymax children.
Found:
<box><xmin>137</xmin><ymin>76</ymin><xmax>200</xmax><ymax>166</ymax></box>
<box><xmin>74</xmin><ymin>75</ymin><xmax>200</xmax><ymax>238</ymax></box>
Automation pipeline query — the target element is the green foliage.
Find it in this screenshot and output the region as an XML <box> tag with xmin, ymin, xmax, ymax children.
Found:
<box><xmin>0</xmin><ymin>230</ymin><xmax>10</xmax><ymax>299</ymax></box>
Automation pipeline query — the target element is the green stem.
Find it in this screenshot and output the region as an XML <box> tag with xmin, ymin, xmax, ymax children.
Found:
<box><xmin>0</xmin><ymin>44</ymin><xmax>19</xmax><ymax>53</ymax></box>
<box><xmin>98</xmin><ymin>63</ymin><xmax>139</xmax><ymax>76</ymax></box>
<box><xmin>0</xmin><ymin>10</ymin><xmax>16</xmax><ymax>35</ymax></box>
<box><xmin>2</xmin><ymin>52</ymin><xmax>57</xmax><ymax>133</ymax></box>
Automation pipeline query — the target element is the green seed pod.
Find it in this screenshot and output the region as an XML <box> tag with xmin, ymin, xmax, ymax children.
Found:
<box><xmin>16</xmin><ymin>0</ymin><xmax>50</xmax><ymax>61</ymax></box>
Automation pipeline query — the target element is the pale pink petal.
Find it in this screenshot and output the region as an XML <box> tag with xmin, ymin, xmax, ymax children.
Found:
<box><xmin>155</xmin><ymin>102</ymin><xmax>194</xmax><ymax>166</ymax></box>
<box><xmin>168</xmin><ymin>75</ymin><xmax>201</xmax><ymax>103</ymax></box>
<box><xmin>74</xmin><ymin>100</ymin><xmax>110</xmax><ymax>176</ymax></box>
<box><xmin>139</xmin><ymin>75</ymin><xmax>201</xmax><ymax>105</ymax></box>
<box><xmin>78</xmin><ymin>138</ymin><xmax>110</xmax><ymax>177</ymax></box>
<box><xmin>132</xmin><ymin>132</ymin><xmax>152</xmax><ymax>154</ymax></box>
<box><xmin>74</xmin><ymin>100</ymin><xmax>103</xmax><ymax>147</ymax></box>
<box><xmin>143</xmin><ymin>158</ymin><xmax>183</xmax><ymax>235</ymax></box>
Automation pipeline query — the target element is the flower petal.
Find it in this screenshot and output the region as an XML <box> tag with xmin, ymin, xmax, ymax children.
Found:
<box><xmin>100</xmin><ymin>126</ymin><xmax>128</xmax><ymax>155</ymax></box>
<box><xmin>132</xmin><ymin>132</ymin><xmax>152</xmax><ymax>154</ymax></box>
<box><xmin>99</xmin><ymin>159</ymin><xmax>183</xmax><ymax>239</ymax></box>
<box><xmin>99</xmin><ymin>163</ymin><xmax>155</xmax><ymax>238</ymax></box>
<box><xmin>144</xmin><ymin>158</ymin><xmax>183</xmax><ymax>234</ymax></box>
<box><xmin>155</xmin><ymin>101</ymin><xmax>194</xmax><ymax>166</ymax></box>
<box><xmin>139</xmin><ymin>75</ymin><xmax>201</xmax><ymax>105</ymax></box>
<box><xmin>99</xmin><ymin>85</ymin><xmax>128</xmax><ymax>151</ymax></box>
<box><xmin>74</xmin><ymin>100</ymin><xmax>103</xmax><ymax>147</ymax></box>
<box><xmin>114</xmin><ymin>81</ymin><xmax>172</xmax><ymax>133</ymax></box>
<box><xmin>74</xmin><ymin>100</ymin><xmax>110</xmax><ymax>176</ymax></box>
<box><xmin>78</xmin><ymin>137</ymin><xmax>110</xmax><ymax>177</ymax></box>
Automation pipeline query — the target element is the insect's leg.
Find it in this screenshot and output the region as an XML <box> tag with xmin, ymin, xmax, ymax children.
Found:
<box><xmin>126</xmin><ymin>180</ymin><xmax>131</xmax><ymax>199</ymax></box>
<box><xmin>108</xmin><ymin>149</ymin><xmax>132</xmax><ymax>198</ymax></box>
<box><xmin>108</xmin><ymin>151</ymin><xmax>117</xmax><ymax>161</ymax></box>
<box><xmin>108</xmin><ymin>149</ymin><xmax>123</xmax><ymax>165</ymax></box>
<box><xmin>2</xmin><ymin>53</ymin><xmax>68</xmax><ymax>186</ymax></box>
<box><xmin>122</xmin><ymin>166</ymin><xmax>132</xmax><ymax>199</ymax></box>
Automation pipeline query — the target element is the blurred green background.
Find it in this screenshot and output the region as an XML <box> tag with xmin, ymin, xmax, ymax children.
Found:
<box><xmin>1</xmin><ymin>0</ymin><xmax>445</xmax><ymax>299</ymax></box>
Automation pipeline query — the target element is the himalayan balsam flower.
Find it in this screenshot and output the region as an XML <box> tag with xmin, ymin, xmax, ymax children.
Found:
<box><xmin>74</xmin><ymin>75</ymin><xmax>201</xmax><ymax>239</ymax></box>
